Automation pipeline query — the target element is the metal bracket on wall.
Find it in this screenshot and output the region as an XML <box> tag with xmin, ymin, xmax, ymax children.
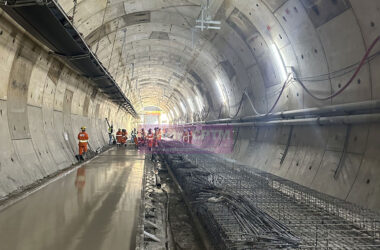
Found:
<box><xmin>91</xmin><ymin>75</ymin><xmax>108</xmax><ymax>81</ymax></box>
<box><xmin>334</xmin><ymin>125</ymin><xmax>351</xmax><ymax>179</ymax></box>
<box><xmin>49</xmin><ymin>51</ymin><xmax>90</xmax><ymax>61</ymax></box>
<box><xmin>67</xmin><ymin>53</ymin><xmax>91</xmax><ymax>61</ymax></box>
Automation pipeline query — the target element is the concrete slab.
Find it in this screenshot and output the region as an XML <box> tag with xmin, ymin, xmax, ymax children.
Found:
<box><xmin>0</xmin><ymin>147</ymin><xmax>145</xmax><ymax>250</ymax></box>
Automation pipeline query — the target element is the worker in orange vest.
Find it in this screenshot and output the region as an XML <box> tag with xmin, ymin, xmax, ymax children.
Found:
<box><xmin>116</xmin><ymin>129</ymin><xmax>122</xmax><ymax>146</ymax></box>
<box><xmin>153</xmin><ymin>128</ymin><xmax>159</xmax><ymax>148</ymax></box>
<box><xmin>157</xmin><ymin>128</ymin><xmax>162</xmax><ymax>145</ymax></box>
<box><xmin>121</xmin><ymin>129</ymin><xmax>128</xmax><ymax>146</ymax></box>
<box><xmin>131</xmin><ymin>128</ymin><xmax>138</xmax><ymax>149</ymax></box>
<box><xmin>78</xmin><ymin>126</ymin><xmax>89</xmax><ymax>161</ymax></box>
<box><xmin>141</xmin><ymin>128</ymin><xmax>146</xmax><ymax>145</ymax></box>
<box><xmin>188</xmin><ymin>128</ymin><xmax>193</xmax><ymax>144</ymax></box>
<box><xmin>182</xmin><ymin>129</ymin><xmax>189</xmax><ymax>143</ymax></box>
<box><xmin>147</xmin><ymin>128</ymin><xmax>154</xmax><ymax>150</ymax></box>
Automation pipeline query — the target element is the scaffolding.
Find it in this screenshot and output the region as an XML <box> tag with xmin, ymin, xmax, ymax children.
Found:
<box><xmin>158</xmin><ymin>141</ymin><xmax>380</xmax><ymax>249</ymax></box>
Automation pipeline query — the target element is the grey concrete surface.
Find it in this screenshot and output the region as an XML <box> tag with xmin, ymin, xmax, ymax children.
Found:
<box><xmin>0</xmin><ymin>148</ymin><xmax>144</xmax><ymax>250</ymax></box>
<box><xmin>0</xmin><ymin>11</ymin><xmax>132</xmax><ymax>200</ymax></box>
<box><xmin>1</xmin><ymin>0</ymin><xmax>380</xmax><ymax>217</ymax></box>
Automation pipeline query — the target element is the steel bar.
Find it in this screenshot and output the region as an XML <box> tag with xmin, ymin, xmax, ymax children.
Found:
<box><xmin>157</xmin><ymin>140</ymin><xmax>380</xmax><ymax>249</ymax></box>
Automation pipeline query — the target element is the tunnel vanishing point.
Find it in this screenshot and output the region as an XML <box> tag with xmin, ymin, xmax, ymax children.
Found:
<box><xmin>1</xmin><ymin>0</ymin><xmax>380</xmax><ymax>249</ymax></box>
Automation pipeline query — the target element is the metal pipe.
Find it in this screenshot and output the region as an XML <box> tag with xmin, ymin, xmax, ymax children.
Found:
<box><xmin>184</xmin><ymin>99</ymin><xmax>380</xmax><ymax>126</ymax></box>
<box><xmin>243</xmin><ymin>99</ymin><xmax>380</xmax><ymax>121</ymax></box>
<box><xmin>209</xmin><ymin>113</ymin><xmax>380</xmax><ymax>127</ymax></box>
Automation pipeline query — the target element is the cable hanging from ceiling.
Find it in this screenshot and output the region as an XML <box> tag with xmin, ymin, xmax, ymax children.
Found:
<box><xmin>294</xmin><ymin>35</ymin><xmax>380</xmax><ymax>101</ymax></box>
<box><xmin>232</xmin><ymin>36</ymin><xmax>380</xmax><ymax>118</ymax></box>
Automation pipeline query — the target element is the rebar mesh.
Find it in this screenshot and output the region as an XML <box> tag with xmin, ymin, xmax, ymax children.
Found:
<box><xmin>158</xmin><ymin>141</ymin><xmax>380</xmax><ymax>249</ymax></box>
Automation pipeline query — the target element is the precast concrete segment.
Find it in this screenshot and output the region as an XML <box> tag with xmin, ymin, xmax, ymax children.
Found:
<box><xmin>0</xmin><ymin>148</ymin><xmax>144</xmax><ymax>250</ymax></box>
<box><xmin>168</xmin><ymin>122</ymin><xmax>380</xmax><ymax>212</ymax></box>
<box><xmin>0</xmin><ymin>11</ymin><xmax>132</xmax><ymax>199</ymax></box>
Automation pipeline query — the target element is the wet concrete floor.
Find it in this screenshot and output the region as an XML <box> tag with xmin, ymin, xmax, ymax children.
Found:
<box><xmin>0</xmin><ymin>147</ymin><xmax>145</xmax><ymax>250</ymax></box>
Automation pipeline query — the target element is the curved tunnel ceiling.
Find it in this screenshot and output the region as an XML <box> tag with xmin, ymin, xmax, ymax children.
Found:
<box><xmin>58</xmin><ymin>0</ymin><xmax>380</xmax><ymax>123</ymax></box>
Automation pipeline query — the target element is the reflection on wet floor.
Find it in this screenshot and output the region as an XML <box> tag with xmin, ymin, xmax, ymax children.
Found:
<box><xmin>0</xmin><ymin>148</ymin><xmax>145</xmax><ymax>250</ymax></box>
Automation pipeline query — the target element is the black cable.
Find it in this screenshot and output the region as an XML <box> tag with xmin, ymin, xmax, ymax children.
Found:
<box><xmin>231</xmin><ymin>90</ymin><xmax>246</xmax><ymax>118</ymax></box>
<box><xmin>296</xmin><ymin>49</ymin><xmax>380</xmax><ymax>82</ymax></box>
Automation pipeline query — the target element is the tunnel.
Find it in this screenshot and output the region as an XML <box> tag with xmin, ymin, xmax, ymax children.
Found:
<box><xmin>0</xmin><ymin>0</ymin><xmax>380</xmax><ymax>249</ymax></box>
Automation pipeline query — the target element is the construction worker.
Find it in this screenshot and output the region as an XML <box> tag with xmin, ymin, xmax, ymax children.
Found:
<box><xmin>147</xmin><ymin>128</ymin><xmax>154</xmax><ymax>151</ymax></box>
<box><xmin>157</xmin><ymin>128</ymin><xmax>162</xmax><ymax>145</ymax></box>
<box><xmin>153</xmin><ymin>128</ymin><xmax>159</xmax><ymax>148</ymax></box>
<box><xmin>141</xmin><ymin>128</ymin><xmax>146</xmax><ymax>145</ymax></box>
<box><xmin>121</xmin><ymin>129</ymin><xmax>128</xmax><ymax>146</ymax></box>
<box><xmin>108</xmin><ymin>125</ymin><xmax>114</xmax><ymax>145</ymax></box>
<box><xmin>188</xmin><ymin>128</ymin><xmax>193</xmax><ymax>144</ymax></box>
<box><xmin>182</xmin><ymin>129</ymin><xmax>188</xmax><ymax>143</ymax></box>
<box><xmin>132</xmin><ymin>128</ymin><xmax>138</xmax><ymax>149</ymax></box>
<box><xmin>78</xmin><ymin>126</ymin><xmax>89</xmax><ymax>161</ymax></box>
<box><xmin>116</xmin><ymin>129</ymin><xmax>122</xmax><ymax>146</ymax></box>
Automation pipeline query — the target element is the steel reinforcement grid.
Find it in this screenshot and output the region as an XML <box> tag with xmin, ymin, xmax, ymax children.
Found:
<box><xmin>158</xmin><ymin>141</ymin><xmax>380</xmax><ymax>249</ymax></box>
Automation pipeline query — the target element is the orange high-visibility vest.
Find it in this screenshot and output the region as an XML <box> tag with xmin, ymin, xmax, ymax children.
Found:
<box><xmin>116</xmin><ymin>131</ymin><xmax>122</xmax><ymax>143</ymax></box>
<box><xmin>183</xmin><ymin>131</ymin><xmax>188</xmax><ymax>142</ymax></box>
<box><xmin>147</xmin><ymin>133</ymin><xmax>154</xmax><ymax>147</ymax></box>
<box><xmin>78</xmin><ymin>132</ymin><xmax>89</xmax><ymax>146</ymax></box>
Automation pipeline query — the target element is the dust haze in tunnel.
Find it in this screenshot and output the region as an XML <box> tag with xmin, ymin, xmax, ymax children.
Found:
<box><xmin>55</xmin><ymin>0</ymin><xmax>380</xmax><ymax>212</ymax></box>
<box><xmin>1</xmin><ymin>0</ymin><xmax>380</xmax><ymax>213</ymax></box>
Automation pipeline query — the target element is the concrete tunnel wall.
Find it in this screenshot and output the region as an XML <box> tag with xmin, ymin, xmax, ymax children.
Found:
<box><xmin>106</xmin><ymin>0</ymin><xmax>380</xmax><ymax>213</ymax></box>
<box><xmin>0</xmin><ymin>11</ymin><xmax>132</xmax><ymax>199</ymax></box>
<box><xmin>169</xmin><ymin>120</ymin><xmax>380</xmax><ymax>212</ymax></box>
<box><xmin>1</xmin><ymin>0</ymin><xmax>380</xmax><ymax>214</ymax></box>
